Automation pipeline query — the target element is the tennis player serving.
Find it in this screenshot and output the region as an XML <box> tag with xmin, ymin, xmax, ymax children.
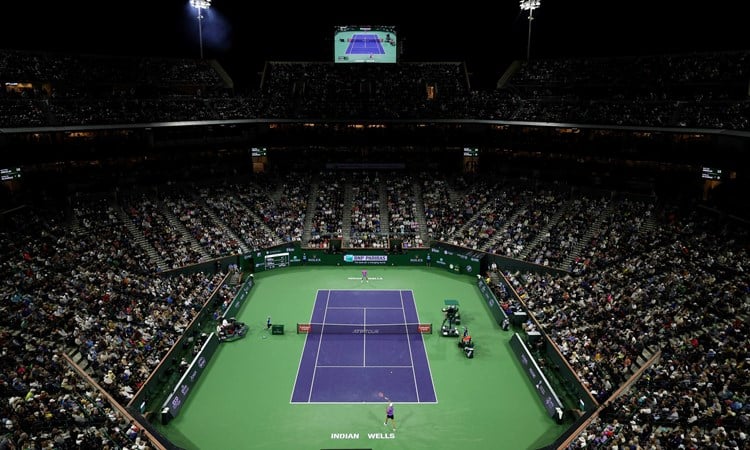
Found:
<box><xmin>384</xmin><ymin>401</ymin><xmax>396</xmax><ymax>431</ymax></box>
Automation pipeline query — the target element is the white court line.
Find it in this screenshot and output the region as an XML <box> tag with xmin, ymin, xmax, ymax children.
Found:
<box><xmin>317</xmin><ymin>365</ymin><xmax>414</xmax><ymax>368</ymax></box>
<box><xmin>308</xmin><ymin>290</ymin><xmax>331</xmax><ymax>402</ymax></box>
<box><xmin>362</xmin><ymin>307</ymin><xmax>367</xmax><ymax>366</ymax></box>
<box><xmin>400</xmin><ymin>290</ymin><xmax>420</xmax><ymax>402</ymax></box>
<box><xmin>328</xmin><ymin>306</ymin><xmax>401</xmax><ymax>309</ymax></box>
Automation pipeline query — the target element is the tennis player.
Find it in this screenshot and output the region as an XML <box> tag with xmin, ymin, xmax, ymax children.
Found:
<box><xmin>361</xmin><ymin>269</ymin><xmax>368</xmax><ymax>283</ymax></box>
<box><xmin>384</xmin><ymin>402</ymin><xmax>396</xmax><ymax>431</ymax></box>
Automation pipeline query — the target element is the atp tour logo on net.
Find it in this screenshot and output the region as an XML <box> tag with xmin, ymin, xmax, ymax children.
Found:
<box><xmin>352</xmin><ymin>328</ymin><xmax>379</xmax><ymax>334</ymax></box>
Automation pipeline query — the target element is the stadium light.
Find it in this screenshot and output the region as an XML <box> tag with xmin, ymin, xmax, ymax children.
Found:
<box><xmin>190</xmin><ymin>0</ymin><xmax>211</xmax><ymax>59</ymax></box>
<box><xmin>520</xmin><ymin>0</ymin><xmax>541</xmax><ymax>60</ymax></box>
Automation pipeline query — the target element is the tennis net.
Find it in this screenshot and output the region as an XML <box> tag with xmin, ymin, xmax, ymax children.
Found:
<box><xmin>297</xmin><ymin>322</ymin><xmax>432</xmax><ymax>335</ymax></box>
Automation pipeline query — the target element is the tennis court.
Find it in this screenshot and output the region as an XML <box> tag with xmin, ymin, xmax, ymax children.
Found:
<box><xmin>346</xmin><ymin>34</ymin><xmax>386</xmax><ymax>55</ymax></box>
<box><xmin>291</xmin><ymin>289</ymin><xmax>437</xmax><ymax>404</ymax></box>
<box><xmin>156</xmin><ymin>266</ymin><xmax>567</xmax><ymax>450</ymax></box>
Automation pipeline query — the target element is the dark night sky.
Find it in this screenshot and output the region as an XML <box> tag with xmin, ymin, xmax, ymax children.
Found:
<box><xmin>1</xmin><ymin>0</ymin><xmax>748</xmax><ymax>90</ymax></box>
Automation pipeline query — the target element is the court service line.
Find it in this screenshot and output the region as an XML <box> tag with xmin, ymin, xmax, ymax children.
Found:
<box><xmin>362</xmin><ymin>307</ymin><xmax>367</xmax><ymax>367</ymax></box>
<box><xmin>316</xmin><ymin>364</ymin><xmax>414</xmax><ymax>368</ymax></box>
<box><xmin>328</xmin><ymin>306</ymin><xmax>401</xmax><ymax>309</ymax></box>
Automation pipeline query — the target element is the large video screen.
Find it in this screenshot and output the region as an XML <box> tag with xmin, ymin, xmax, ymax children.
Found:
<box><xmin>0</xmin><ymin>167</ymin><xmax>22</xmax><ymax>181</ymax></box>
<box><xmin>334</xmin><ymin>26</ymin><xmax>397</xmax><ymax>63</ymax></box>
<box><xmin>701</xmin><ymin>166</ymin><xmax>722</xmax><ymax>180</ymax></box>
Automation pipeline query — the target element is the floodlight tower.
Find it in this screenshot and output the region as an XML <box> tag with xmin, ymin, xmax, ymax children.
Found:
<box><xmin>520</xmin><ymin>0</ymin><xmax>541</xmax><ymax>60</ymax></box>
<box><xmin>190</xmin><ymin>0</ymin><xmax>211</xmax><ymax>59</ymax></box>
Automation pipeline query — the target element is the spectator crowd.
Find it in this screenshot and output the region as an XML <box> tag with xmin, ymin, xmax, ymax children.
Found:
<box><xmin>2</xmin><ymin>49</ymin><xmax>749</xmax><ymax>130</ymax></box>
<box><xmin>1</xmin><ymin>47</ymin><xmax>749</xmax><ymax>449</ymax></box>
<box><xmin>1</xmin><ymin>170</ymin><xmax>747</xmax><ymax>448</ymax></box>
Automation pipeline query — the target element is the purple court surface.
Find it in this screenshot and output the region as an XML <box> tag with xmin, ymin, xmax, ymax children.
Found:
<box><xmin>345</xmin><ymin>34</ymin><xmax>385</xmax><ymax>55</ymax></box>
<box><xmin>291</xmin><ymin>289</ymin><xmax>437</xmax><ymax>404</ymax></box>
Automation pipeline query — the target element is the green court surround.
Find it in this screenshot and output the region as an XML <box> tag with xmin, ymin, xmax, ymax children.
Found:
<box><xmin>155</xmin><ymin>266</ymin><xmax>568</xmax><ymax>450</ymax></box>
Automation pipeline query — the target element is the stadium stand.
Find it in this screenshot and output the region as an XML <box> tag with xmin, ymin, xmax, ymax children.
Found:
<box><xmin>0</xmin><ymin>47</ymin><xmax>748</xmax><ymax>449</ymax></box>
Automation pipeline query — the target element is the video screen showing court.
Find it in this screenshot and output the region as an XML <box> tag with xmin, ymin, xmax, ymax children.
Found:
<box><xmin>334</xmin><ymin>25</ymin><xmax>398</xmax><ymax>63</ymax></box>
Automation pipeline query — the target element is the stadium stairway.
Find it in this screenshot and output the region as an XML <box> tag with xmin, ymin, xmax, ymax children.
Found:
<box><xmin>269</xmin><ymin>181</ymin><xmax>284</xmax><ymax>204</ymax></box>
<box><xmin>561</xmin><ymin>200</ymin><xmax>614</xmax><ymax>270</ymax></box>
<box><xmin>628</xmin><ymin>345</ymin><xmax>660</xmax><ymax>376</ymax></box>
<box><xmin>68</xmin><ymin>212</ymin><xmax>82</xmax><ymax>235</ymax></box>
<box><xmin>640</xmin><ymin>213</ymin><xmax>659</xmax><ymax>236</ymax></box>
<box><xmin>446</xmin><ymin>178</ymin><xmax>462</xmax><ymax>207</ymax></box>
<box><xmin>378</xmin><ymin>180</ymin><xmax>390</xmax><ymax>242</ymax></box>
<box><xmin>341</xmin><ymin>180</ymin><xmax>354</xmax><ymax>247</ymax></box>
<box><xmin>115</xmin><ymin>204</ymin><xmax>169</xmax><ymax>272</ymax></box>
<box><xmin>158</xmin><ymin>201</ymin><xmax>211</xmax><ymax>262</ymax></box>
<box><xmin>488</xmin><ymin>270</ymin><xmax>504</xmax><ymax>292</ymax></box>
<box><xmin>412</xmin><ymin>181</ymin><xmax>429</xmax><ymax>242</ymax></box>
<box><xmin>200</xmin><ymin>197</ymin><xmax>250</xmax><ymax>254</ymax></box>
<box><xmin>227</xmin><ymin>195</ymin><xmax>279</xmax><ymax>250</ymax></box>
<box><xmin>301</xmin><ymin>179</ymin><xmax>320</xmax><ymax>245</ymax></box>
<box><xmin>496</xmin><ymin>60</ymin><xmax>523</xmax><ymax>89</ymax></box>
<box><xmin>207</xmin><ymin>59</ymin><xmax>235</xmax><ymax>90</ymax></box>
<box><xmin>65</xmin><ymin>346</ymin><xmax>96</xmax><ymax>378</ymax></box>
<box><xmin>484</xmin><ymin>208</ymin><xmax>526</xmax><ymax>256</ymax></box>
<box><xmin>455</xmin><ymin>202</ymin><xmax>487</xmax><ymax>239</ymax></box>
<box><xmin>518</xmin><ymin>198</ymin><xmax>572</xmax><ymax>261</ymax></box>
<box><xmin>228</xmin><ymin>270</ymin><xmax>242</xmax><ymax>286</ymax></box>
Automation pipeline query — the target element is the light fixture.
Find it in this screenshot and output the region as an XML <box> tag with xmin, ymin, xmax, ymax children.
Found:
<box><xmin>190</xmin><ymin>0</ymin><xmax>212</xmax><ymax>59</ymax></box>
<box><xmin>519</xmin><ymin>0</ymin><xmax>541</xmax><ymax>60</ymax></box>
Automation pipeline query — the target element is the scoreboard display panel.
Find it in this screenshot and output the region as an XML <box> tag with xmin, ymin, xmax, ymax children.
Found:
<box><xmin>334</xmin><ymin>26</ymin><xmax>398</xmax><ymax>63</ymax></box>
<box><xmin>1</xmin><ymin>167</ymin><xmax>21</xmax><ymax>181</ymax></box>
<box><xmin>264</xmin><ymin>252</ymin><xmax>289</xmax><ymax>270</ymax></box>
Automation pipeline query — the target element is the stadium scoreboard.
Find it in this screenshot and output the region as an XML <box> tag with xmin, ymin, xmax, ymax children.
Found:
<box><xmin>334</xmin><ymin>25</ymin><xmax>398</xmax><ymax>63</ymax></box>
<box><xmin>1</xmin><ymin>167</ymin><xmax>21</xmax><ymax>181</ymax></box>
<box><xmin>701</xmin><ymin>166</ymin><xmax>722</xmax><ymax>180</ymax></box>
<box><xmin>264</xmin><ymin>252</ymin><xmax>290</xmax><ymax>270</ymax></box>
